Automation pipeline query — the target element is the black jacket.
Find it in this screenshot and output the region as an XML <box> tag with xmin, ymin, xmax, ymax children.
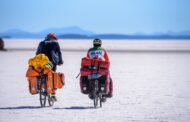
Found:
<box><xmin>36</xmin><ymin>39</ymin><xmax>63</xmax><ymax>65</ymax></box>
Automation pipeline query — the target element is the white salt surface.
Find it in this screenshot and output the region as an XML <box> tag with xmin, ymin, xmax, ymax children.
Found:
<box><xmin>0</xmin><ymin>39</ymin><xmax>190</xmax><ymax>122</ymax></box>
<box><xmin>3</xmin><ymin>38</ymin><xmax>190</xmax><ymax>51</ymax></box>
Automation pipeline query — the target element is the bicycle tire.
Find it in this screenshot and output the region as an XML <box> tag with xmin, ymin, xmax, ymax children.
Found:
<box><xmin>40</xmin><ymin>89</ymin><xmax>47</xmax><ymax>107</ymax></box>
<box><xmin>93</xmin><ymin>80</ymin><xmax>99</xmax><ymax>108</ymax></box>
<box><xmin>48</xmin><ymin>95</ymin><xmax>54</xmax><ymax>107</ymax></box>
<box><xmin>99</xmin><ymin>94</ymin><xmax>102</xmax><ymax>108</ymax></box>
<box><xmin>39</xmin><ymin>76</ymin><xmax>47</xmax><ymax>107</ymax></box>
<box><xmin>93</xmin><ymin>91</ymin><xmax>98</xmax><ymax>108</ymax></box>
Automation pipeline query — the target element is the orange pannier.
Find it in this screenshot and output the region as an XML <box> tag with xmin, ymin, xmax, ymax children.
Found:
<box><xmin>26</xmin><ymin>67</ymin><xmax>39</xmax><ymax>77</ymax></box>
<box><xmin>53</xmin><ymin>72</ymin><xmax>65</xmax><ymax>89</ymax></box>
<box><xmin>26</xmin><ymin>67</ymin><xmax>39</xmax><ymax>95</ymax></box>
<box><xmin>26</xmin><ymin>67</ymin><xmax>54</xmax><ymax>95</ymax></box>
<box><xmin>46</xmin><ymin>71</ymin><xmax>53</xmax><ymax>94</ymax></box>
<box><xmin>27</xmin><ymin>77</ymin><xmax>38</xmax><ymax>94</ymax></box>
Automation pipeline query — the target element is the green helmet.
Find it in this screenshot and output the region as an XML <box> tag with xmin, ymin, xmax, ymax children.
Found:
<box><xmin>93</xmin><ymin>38</ymin><xmax>102</xmax><ymax>47</ymax></box>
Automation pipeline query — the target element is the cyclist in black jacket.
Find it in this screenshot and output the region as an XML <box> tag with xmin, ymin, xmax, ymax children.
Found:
<box><xmin>36</xmin><ymin>33</ymin><xmax>63</xmax><ymax>101</ymax></box>
<box><xmin>36</xmin><ymin>33</ymin><xmax>63</xmax><ymax>71</ymax></box>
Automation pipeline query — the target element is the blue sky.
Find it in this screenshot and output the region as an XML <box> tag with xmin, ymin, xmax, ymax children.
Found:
<box><xmin>0</xmin><ymin>0</ymin><xmax>190</xmax><ymax>34</ymax></box>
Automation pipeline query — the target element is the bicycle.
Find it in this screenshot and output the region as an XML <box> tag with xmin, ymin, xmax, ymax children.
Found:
<box><xmin>80</xmin><ymin>57</ymin><xmax>110</xmax><ymax>108</ymax></box>
<box><xmin>37</xmin><ymin>72</ymin><xmax>55</xmax><ymax>107</ymax></box>
<box><xmin>89</xmin><ymin>74</ymin><xmax>107</xmax><ymax>108</ymax></box>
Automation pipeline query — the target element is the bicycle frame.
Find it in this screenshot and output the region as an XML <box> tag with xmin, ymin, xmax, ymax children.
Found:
<box><xmin>37</xmin><ymin>71</ymin><xmax>54</xmax><ymax>107</ymax></box>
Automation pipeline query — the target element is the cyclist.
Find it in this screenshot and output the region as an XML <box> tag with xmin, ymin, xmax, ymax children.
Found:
<box><xmin>36</xmin><ymin>33</ymin><xmax>63</xmax><ymax>101</ymax></box>
<box><xmin>87</xmin><ymin>38</ymin><xmax>113</xmax><ymax>98</ymax></box>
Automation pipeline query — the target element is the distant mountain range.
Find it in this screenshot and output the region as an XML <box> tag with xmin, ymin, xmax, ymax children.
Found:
<box><xmin>0</xmin><ymin>26</ymin><xmax>190</xmax><ymax>39</ymax></box>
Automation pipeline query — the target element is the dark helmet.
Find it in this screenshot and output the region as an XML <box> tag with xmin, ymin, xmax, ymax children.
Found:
<box><xmin>46</xmin><ymin>33</ymin><xmax>58</xmax><ymax>40</ymax></box>
<box><xmin>93</xmin><ymin>38</ymin><xmax>102</xmax><ymax>47</ymax></box>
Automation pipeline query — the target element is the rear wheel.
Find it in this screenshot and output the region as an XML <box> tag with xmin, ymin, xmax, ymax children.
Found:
<box><xmin>93</xmin><ymin>80</ymin><xmax>99</xmax><ymax>108</ymax></box>
<box><xmin>99</xmin><ymin>94</ymin><xmax>102</xmax><ymax>108</ymax></box>
<box><xmin>39</xmin><ymin>76</ymin><xmax>48</xmax><ymax>107</ymax></box>
<box><xmin>93</xmin><ymin>91</ymin><xmax>98</xmax><ymax>108</ymax></box>
<box><xmin>48</xmin><ymin>95</ymin><xmax>54</xmax><ymax>107</ymax></box>
<box><xmin>40</xmin><ymin>89</ymin><xmax>47</xmax><ymax>107</ymax></box>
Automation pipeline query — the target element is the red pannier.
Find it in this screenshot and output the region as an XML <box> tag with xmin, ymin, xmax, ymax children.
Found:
<box><xmin>80</xmin><ymin>57</ymin><xmax>111</xmax><ymax>94</ymax></box>
<box><xmin>80</xmin><ymin>57</ymin><xmax>110</xmax><ymax>76</ymax></box>
<box><xmin>81</xmin><ymin>57</ymin><xmax>110</xmax><ymax>69</ymax></box>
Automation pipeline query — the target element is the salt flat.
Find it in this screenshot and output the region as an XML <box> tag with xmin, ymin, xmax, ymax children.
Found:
<box><xmin>3</xmin><ymin>39</ymin><xmax>190</xmax><ymax>51</ymax></box>
<box><xmin>0</xmin><ymin>39</ymin><xmax>190</xmax><ymax>122</ymax></box>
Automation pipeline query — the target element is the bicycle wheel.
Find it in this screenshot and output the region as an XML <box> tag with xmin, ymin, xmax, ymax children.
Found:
<box><xmin>40</xmin><ymin>89</ymin><xmax>47</xmax><ymax>107</ymax></box>
<box><xmin>93</xmin><ymin>91</ymin><xmax>98</xmax><ymax>108</ymax></box>
<box><xmin>48</xmin><ymin>95</ymin><xmax>54</xmax><ymax>107</ymax></box>
<box><xmin>99</xmin><ymin>94</ymin><xmax>102</xmax><ymax>108</ymax></box>
<box><xmin>93</xmin><ymin>80</ymin><xmax>99</xmax><ymax>108</ymax></box>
